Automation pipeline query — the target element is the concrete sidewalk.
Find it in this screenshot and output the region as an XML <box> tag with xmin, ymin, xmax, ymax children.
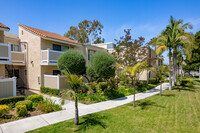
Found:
<box><xmin>0</xmin><ymin>83</ymin><xmax>169</xmax><ymax>133</ymax></box>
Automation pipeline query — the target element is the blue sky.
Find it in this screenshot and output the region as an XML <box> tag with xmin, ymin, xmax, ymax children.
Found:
<box><xmin>1</xmin><ymin>0</ymin><xmax>200</xmax><ymax>64</ymax></box>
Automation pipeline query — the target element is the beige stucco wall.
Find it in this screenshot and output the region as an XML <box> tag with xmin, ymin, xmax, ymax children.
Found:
<box><xmin>82</xmin><ymin>45</ymin><xmax>107</xmax><ymax>66</ymax></box>
<box><xmin>19</xmin><ymin>27</ymin><xmax>41</xmax><ymax>90</ymax></box>
<box><xmin>4</xmin><ymin>33</ymin><xmax>20</xmax><ymax>45</ymax></box>
<box><xmin>0</xmin><ymin>30</ymin><xmax>4</xmax><ymax>43</ymax></box>
<box><xmin>0</xmin><ymin>64</ymin><xmax>5</xmax><ymax>77</ymax></box>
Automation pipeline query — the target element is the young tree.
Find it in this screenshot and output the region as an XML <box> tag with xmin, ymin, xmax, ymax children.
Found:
<box><xmin>58</xmin><ymin>50</ymin><xmax>86</xmax><ymax>125</ymax></box>
<box><xmin>124</xmin><ymin>61</ymin><xmax>147</xmax><ymax>107</ymax></box>
<box><xmin>150</xmin><ymin>66</ymin><xmax>170</xmax><ymax>96</ymax></box>
<box><xmin>87</xmin><ymin>51</ymin><xmax>116</xmax><ymax>81</ymax></box>
<box><xmin>62</xmin><ymin>73</ymin><xmax>83</xmax><ymax>125</ymax></box>
<box><xmin>65</xmin><ymin>20</ymin><xmax>104</xmax><ymax>44</ymax></box>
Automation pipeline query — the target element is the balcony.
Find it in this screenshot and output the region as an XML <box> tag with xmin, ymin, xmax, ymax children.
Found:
<box><xmin>41</xmin><ymin>49</ymin><xmax>64</xmax><ymax>65</ymax></box>
<box><xmin>0</xmin><ymin>43</ymin><xmax>11</xmax><ymax>64</ymax></box>
<box><xmin>11</xmin><ymin>51</ymin><xmax>25</xmax><ymax>65</ymax></box>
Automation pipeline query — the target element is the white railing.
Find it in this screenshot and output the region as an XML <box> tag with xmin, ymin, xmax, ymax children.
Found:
<box><xmin>41</xmin><ymin>49</ymin><xmax>64</xmax><ymax>65</ymax></box>
<box><xmin>11</xmin><ymin>51</ymin><xmax>25</xmax><ymax>65</ymax></box>
<box><xmin>0</xmin><ymin>77</ymin><xmax>16</xmax><ymax>98</ymax></box>
<box><xmin>43</xmin><ymin>74</ymin><xmax>68</xmax><ymax>89</ymax></box>
<box><xmin>0</xmin><ymin>43</ymin><xmax>11</xmax><ymax>64</ymax></box>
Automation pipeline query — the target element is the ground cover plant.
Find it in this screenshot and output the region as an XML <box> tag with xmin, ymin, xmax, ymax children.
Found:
<box><xmin>29</xmin><ymin>78</ymin><xmax>200</xmax><ymax>133</ymax></box>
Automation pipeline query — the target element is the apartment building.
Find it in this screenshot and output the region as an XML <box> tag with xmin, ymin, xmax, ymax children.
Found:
<box><xmin>0</xmin><ymin>23</ymin><xmax>107</xmax><ymax>92</ymax></box>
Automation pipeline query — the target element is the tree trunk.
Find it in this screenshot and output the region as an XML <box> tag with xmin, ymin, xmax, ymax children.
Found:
<box><xmin>180</xmin><ymin>57</ymin><xmax>183</xmax><ymax>81</ymax></box>
<box><xmin>172</xmin><ymin>49</ymin><xmax>177</xmax><ymax>86</ymax></box>
<box><xmin>199</xmin><ymin>66</ymin><xmax>200</xmax><ymax>80</ymax></box>
<box><xmin>74</xmin><ymin>94</ymin><xmax>79</xmax><ymax>125</ymax></box>
<box><xmin>160</xmin><ymin>78</ymin><xmax>162</xmax><ymax>96</ymax></box>
<box><xmin>133</xmin><ymin>78</ymin><xmax>136</xmax><ymax>107</ymax></box>
<box><xmin>169</xmin><ymin>49</ymin><xmax>172</xmax><ymax>90</ymax></box>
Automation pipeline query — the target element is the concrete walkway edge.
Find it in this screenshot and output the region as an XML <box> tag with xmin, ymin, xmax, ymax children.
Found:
<box><xmin>0</xmin><ymin>83</ymin><xmax>169</xmax><ymax>133</ymax></box>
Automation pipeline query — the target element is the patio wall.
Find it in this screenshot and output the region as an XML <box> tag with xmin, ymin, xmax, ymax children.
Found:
<box><xmin>0</xmin><ymin>77</ymin><xmax>16</xmax><ymax>98</ymax></box>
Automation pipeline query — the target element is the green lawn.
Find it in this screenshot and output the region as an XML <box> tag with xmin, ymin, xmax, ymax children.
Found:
<box><xmin>28</xmin><ymin>79</ymin><xmax>200</xmax><ymax>133</ymax></box>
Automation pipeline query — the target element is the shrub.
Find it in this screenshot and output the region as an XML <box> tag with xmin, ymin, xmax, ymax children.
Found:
<box><xmin>98</xmin><ymin>82</ymin><xmax>108</xmax><ymax>91</ymax></box>
<box><xmin>0</xmin><ymin>96</ymin><xmax>25</xmax><ymax>105</ymax></box>
<box><xmin>0</xmin><ymin>105</ymin><xmax>9</xmax><ymax>117</ymax></box>
<box><xmin>15</xmin><ymin>100</ymin><xmax>32</xmax><ymax>110</ymax></box>
<box><xmin>15</xmin><ymin>105</ymin><xmax>28</xmax><ymax>117</ymax></box>
<box><xmin>58</xmin><ymin>50</ymin><xmax>86</xmax><ymax>75</ymax></box>
<box><xmin>27</xmin><ymin>95</ymin><xmax>43</xmax><ymax>103</ymax></box>
<box><xmin>40</xmin><ymin>87</ymin><xmax>60</xmax><ymax>96</ymax></box>
<box><xmin>37</xmin><ymin>99</ymin><xmax>62</xmax><ymax>113</ymax></box>
<box><xmin>87</xmin><ymin>51</ymin><xmax>116</xmax><ymax>80</ymax></box>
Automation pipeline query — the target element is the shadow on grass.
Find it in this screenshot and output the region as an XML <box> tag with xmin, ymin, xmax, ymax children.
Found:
<box><xmin>75</xmin><ymin>114</ymin><xmax>107</xmax><ymax>132</ymax></box>
<box><xmin>173</xmin><ymin>86</ymin><xmax>196</xmax><ymax>92</ymax></box>
<box><xmin>162</xmin><ymin>94</ymin><xmax>175</xmax><ymax>97</ymax></box>
<box><xmin>136</xmin><ymin>100</ymin><xmax>165</xmax><ymax>110</ymax></box>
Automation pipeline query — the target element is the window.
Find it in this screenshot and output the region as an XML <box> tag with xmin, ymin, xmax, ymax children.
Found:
<box><xmin>107</xmin><ymin>43</ymin><xmax>114</xmax><ymax>50</ymax></box>
<box><xmin>53</xmin><ymin>44</ymin><xmax>69</xmax><ymax>52</ymax></box>
<box><xmin>11</xmin><ymin>44</ymin><xmax>20</xmax><ymax>52</ymax></box>
<box><xmin>53</xmin><ymin>70</ymin><xmax>61</xmax><ymax>75</ymax></box>
<box><xmin>21</xmin><ymin>30</ymin><xmax>23</xmax><ymax>35</ymax></box>
<box><xmin>88</xmin><ymin>50</ymin><xmax>95</xmax><ymax>60</ymax></box>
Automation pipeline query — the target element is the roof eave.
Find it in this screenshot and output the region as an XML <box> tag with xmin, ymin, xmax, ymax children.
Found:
<box><xmin>44</xmin><ymin>37</ymin><xmax>82</xmax><ymax>47</ymax></box>
<box><xmin>0</xmin><ymin>27</ymin><xmax>10</xmax><ymax>31</ymax></box>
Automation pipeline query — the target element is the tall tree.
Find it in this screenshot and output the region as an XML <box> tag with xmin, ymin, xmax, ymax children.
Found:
<box><xmin>184</xmin><ymin>31</ymin><xmax>200</xmax><ymax>73</ymax></box>
<box><xmin>164</xmin><ymin>16</ymin><xmax>193</xmax><ymax>86</ymax></box>
<box><xmin>65</xmin><ymin>20</ymin><xmax>104</xmax><ymax>44</ymax></box>
<box><xmin>113</xmin><ymin>29</ymin><xmax>146</xmax><ymax>67</ymax></box>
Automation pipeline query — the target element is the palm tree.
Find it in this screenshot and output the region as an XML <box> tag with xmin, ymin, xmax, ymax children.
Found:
<box><xmin>62</xmin><ymin>73</ymin><xmax>83</xmax><ymax>125</ymax></box>
<box><xmin>154</xmin><ymin>16</ymin><xmax>194</xmax><ymax>89</ymax></box>
<box><xmin>153</xmin><ymin>35</ymin><xmax>173</xmax><ymax>90</ymax></box>
<box><xmin>164</xmin><ymin>16</ymin><xmax>193</xmax><ymax>86</ymax></box>
<box><xmin>150</xmin><ymin>66</ymin><xmax>170</xmax><ymax>96</ymax></box>
<box><xmin>124</xmin><ymin>61</ymin><xmax>147</xmax><ymax>107</ymax></box>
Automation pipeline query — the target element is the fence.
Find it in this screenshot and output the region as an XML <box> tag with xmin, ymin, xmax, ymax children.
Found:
<box><xmin>0</xmin><ymin>77</ymin><xmax>16</xmax><ymax>98</ymax></box>
<box><xmin>43</xmin><ymin>75</ymin><xmax>69</xmax><ymax>89</ymax></box>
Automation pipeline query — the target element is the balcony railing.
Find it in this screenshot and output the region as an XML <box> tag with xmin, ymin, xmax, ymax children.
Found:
<box><xmin>41</xmin><ymin>49</ymin><xmax>64</xmax><ymax>65</ymax></box>
<box><xmin>0</xmin><ymin>43</ymin><xmax>11</xmax><ymax>64</ymax></box>
<box><xmin>11</xmin><ymin>51</ymin><xmax>25</xmax><ymax>65</ymax></box>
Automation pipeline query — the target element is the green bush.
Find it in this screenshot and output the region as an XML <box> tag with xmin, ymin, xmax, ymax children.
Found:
<box><xmin>99</xmin><ymin>82</ymin><xmax>108</xmax><ymax>91</ymax></box>
<box><xmin>0</xmin><ymin>96</ymin><xmax>25</xmax><ymax>105</ymax></box>
<box><xmin>58</xmin><ymin>50</ymin><xmax>86</xmax><ymax>75</ymax></box>
<box><xmin>27</xmin><ymin>95</ymin><xmax>43</xmax><ymax>103</ymax></box>
<box><xmin>0</xmin><ymin>105</ymin><xmax>9</xmax><ymax>117</ymax></box>
<box><xmin>15</xmin><ymin>105</ymin><xmax>28</xmax><ymax>117</ymax></box>
<box><xmin>87</xmin><ymin>51</ymin><xmax>116</xmax><ymax>80</ymax></box>
<box><xmin>15</xmin><ymin>100</ymin><xmax>32</xmax><ymax>110</ymax></box>
<box><xmin>40</xmin><ymin>87</ymin><xmax>60</xmax><ymax>96</ymax></box>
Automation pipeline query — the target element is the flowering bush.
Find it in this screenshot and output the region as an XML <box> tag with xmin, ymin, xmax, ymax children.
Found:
<box><xmin>37</xmin><ymin>99</ymin><xmax>62</xmax><ymax>113</ymax></box>
<box><xmin>0</xmin><ymin>105</ymin><xmax>9</xmax><ymax>117</ymax></box>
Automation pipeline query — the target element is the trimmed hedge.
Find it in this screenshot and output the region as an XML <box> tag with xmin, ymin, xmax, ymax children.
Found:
<box><xmin>27</xmin><ymin>95</ymin><xmax>43</xmax><ymax>103</ymax></box>
<box><xmin>40</xmin><ymin>87</ymin><xmax>60</xmax><ymax>96</ymax></box>
<box><xmin>15</xmin><ymin>100</ymin><xmax>32</xmax><ymax>110</ymax></box>
<box><xmin>0</xmin><ymin>96</ymin><xmax>25</xmax><ymax>105</ymax></box>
